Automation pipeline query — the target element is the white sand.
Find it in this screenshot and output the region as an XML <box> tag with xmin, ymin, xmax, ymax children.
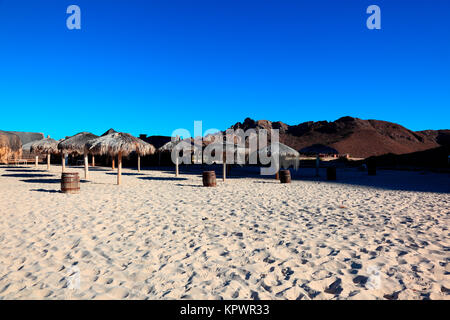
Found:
<box><xmin>0</xmin><ymin>165</ymin><xmax>449</xmax><ymax>300</ymax></box>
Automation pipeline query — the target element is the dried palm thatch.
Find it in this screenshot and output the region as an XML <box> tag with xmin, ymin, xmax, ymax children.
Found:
<box><xmin>259</xmin><ymin>142</ymin><xmax>300</xmax><ymax>158</ymax></box>
<box><xmin>22</xmin><ymin>141</ymin><xmax>41</xmax><ymax>167</ymax></box>
<box><xmin>22</xmin><ymin>141</ymin><xmax>35</xmax><ymax>153</ymax></box>
<box><xmin>157</xmin><ymin>138</ymin><xmax>201</xmax><ymax>175</ymax></box>
<box><xmin>251</xmin><ymin>142</ymin><xmax>300</xmax><ymax>170</ymax></box>
<box><xmin>30</xmin><ymin>138</ymin><xmax>59</xmax><ymax>154</ymax></box>
<box><xmin>0</xmin><ymin>131</ymin><xmax>22</xmax><ymax>163</ymax></box>
<box><xmin>58</xmin><ymin>132</ymin><xmax>99</xmax><ymax>176</ymax></box>
<box><xmin>30</xmin><ymin>137</ymin><xmax>59</xmax><ymax>170</ymax></box>
<box><xmin>136</xmin><ymin>139</ymin><xmax>156</xmax><ymax>156</ymax></box>
<box><xmin>201</xmin><ymin>141</ymin><xmax>249</xmax><ymax>181</ymax></box>
<box><xmin>87</xmin><ymin>132</ymin><xmax>155</xmax><ymax>184</ymax></box>
<box><xmin>0</xmin><ymin>131</ymin><xmax>22</xmax><ymax>152</ymax></box>
<box><xmin>158</xmin><ymin>138</ymin><xmax>199</xmax><ymax>153</ymax></box>
<box><xmin>87</xmin><ymin>132</ymin><xmax>155</xmax><ymax>157</ymax></box>
<box><xmin>58</xmin><ymin>132</ymin><xmax>99</xmax><ymax>155</ymax></box>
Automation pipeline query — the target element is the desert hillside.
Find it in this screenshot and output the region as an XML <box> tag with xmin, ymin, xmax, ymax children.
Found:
<box><xmin>229</xmin><ymin>117</ymin><xmax>448</xmax><ymax>158</ymax></box>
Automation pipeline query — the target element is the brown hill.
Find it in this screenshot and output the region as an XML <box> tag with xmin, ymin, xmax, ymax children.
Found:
<box><xmin>418</xmin><ymin>129</ymin><xmax>450</xmax><ymax>147</ymax></box>
<box><xmin>230</xmin><ymin>116</ymin><xmax>446</xmax><ymax>158</ymax></box>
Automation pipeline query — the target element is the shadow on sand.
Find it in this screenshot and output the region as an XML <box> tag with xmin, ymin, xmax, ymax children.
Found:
<box><xmin>20</xmin><ymin>178</ymin><xmax>62</xmax><ymax>184</ymax></box>
<box><xmin>175</xmin><ymin>183</ymin><xmax>203</xmax><ymax>188</ymax></box>
<box><xmin>31</xmin><ymin>189</ymin><xmax>61</xmax><ymax>193</ymax></box>
<box><xmin>81</xmin><ymin>167</ymin><xmax>112</xmax><ymax>172</ymax></box>
<box><xmin>20</xmin><ymin>178</ymin><xmax>89</xmax><ymax>184</ymax></box>
<box><xmin>142</xmin><ymin>165</ymin><xmax>450</xmax><ymax>193</ymax></box>
<box><xmin>5</xmin><ymin>168</ymin><xmax>47</xmax><ymax>173</ymax></box>
<box><xmin>138</xmin><ymin>176</ymin><xmax>188</xmax><ymax>181</ymax></box>
<box><xmin>105</xmin><ymin>172</ymin><xmax>146</xmax><ymax>176</ymax></box>
<box><xmin>2</xmin><ymin>173</ymin><xmax>54</xmax><ymax>178</ymax></box>
<box><xmin>289</xmin><ymin>168</ymin><xmax>450</xmax><ymax>193</ymax></box>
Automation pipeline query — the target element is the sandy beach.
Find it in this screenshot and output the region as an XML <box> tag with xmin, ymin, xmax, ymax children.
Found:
<box><xmin>0</xmin><ymin>165</ymin><xmax>449</xmax><ymax>300</ymax></box>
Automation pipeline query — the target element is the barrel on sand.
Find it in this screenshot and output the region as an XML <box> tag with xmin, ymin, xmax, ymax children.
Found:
<box><xmin>61</xmin><ymin>172</ymin><xmax>80</xmax><ymax>194</ymax></box>
<box><xmin>203</xmin><ymin>171</ymin><xmax>217</xmax><ymax>187</ymax></box>
<box><xmin>279</xmin><ymin>169</ymin><xmax>291</xmax><ymax>183</ymax></box>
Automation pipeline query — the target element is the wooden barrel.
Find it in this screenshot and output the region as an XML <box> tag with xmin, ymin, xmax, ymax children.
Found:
<box><xmin>279</xmin><ymin>170</ymin><xmax>291</xmax><ymax>183</ymax></box>
<box><xmin>368</xmin><ymin>160</ymin><xmax>376</xmax><ymax>176</ymax></box>
<box><xmin>327</xmin><ymin>167</ymin><xmax>337</xmax><ymax>180</ymax></box>
<box><xmin>61</xmin><ymin>172</ymin><xmax>80</xmax><ymax>194</ymax></box>
<box><xmin>203</xmin><ymin>171</ymin><xmax>217</xmax><ymax>187</ymax></box>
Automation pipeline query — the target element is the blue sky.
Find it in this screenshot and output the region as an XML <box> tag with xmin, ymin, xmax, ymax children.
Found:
<box><xmin>0</xmin><ymin>0</ymin><xmax>449</xmax><ymax>139</ymax></box>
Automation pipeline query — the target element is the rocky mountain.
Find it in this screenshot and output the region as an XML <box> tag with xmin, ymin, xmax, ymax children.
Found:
<box><xmin>230</xmin><ymin>116</ymin><xmax>448</xmax><ymax>158</ymax></box>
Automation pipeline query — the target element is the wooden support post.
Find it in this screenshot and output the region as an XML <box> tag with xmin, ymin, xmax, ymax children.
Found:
<box><xmin>35</xmin><ymin>156</ymin><xmax>38</xmax><ymax>167</ymax></box>
<box><xmin>112</xmin><ymin>157</ymin><xmax>115</xmax><ymax>170</ymax></box>
<box><xmin>62</xmin><ymin>154</ymin><xmax>66</xmax><ymax>173</ymax></box>
<box><xmin>47</xmin><ymin>154</ymin><xmax>50</xmax><ymax>170</ymax></box>
<box><xmin>223</xmin><ymin>162</ymin><xmax>226</xmax><ymax>181</ymax></box>
<box><xmin>91</xmin><ymin>155</ymin><xmax>95</xmax><ymax>167</ymax></box>
<box><xmin>222</xmin><ymin>152</ymin><xmax>226</xmax><ymax>182</ymax></box>
<box><xmin>138</xmin><ymin>155</ymin><xmax>141</xmax><ymax>172</ymax></box>
<box><xmin>117</xmin><ymin>152</ymin><xmax>122</xmax><ymax>185</ymax></box>
<box><xmin>175</xmin><ymin>157</ymin><xmax>179</xmax><ymax>177</ymax></box>
<box><xmin>84</xmin><ymin>152</ymin><xmax>89</xmax><ymax>179</ymax></box>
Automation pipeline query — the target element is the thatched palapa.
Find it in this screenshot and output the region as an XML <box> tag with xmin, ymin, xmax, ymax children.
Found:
<box><xmin>158</xmin><ymin>138</ymin><xmax>200</xmax><ymax>176</ymax></box>
<box><xmin>88</xmin><ymin>132</ymin><xmax>155</xmax><ymax>157</ymax></box>
<box><xmin>253</xmin><ymin>142</ymin><xmax>300</xmax><ymax>170</ymax></box>
<box><xmin>101</xmin><ymin>128</ymin><xmax>118</xmax><ymax>169</ymax></box>
<box><xmin>30</xmin><ymin>138</ymin><xmax>59</xmax><ymax>170</ymax></box>
<box><xmin>203</xmin><ymin>141</ymin><xmax>249</xmax><ymax>181</ymax></box>
<box><xmin>0</xmin><ymin>131</ymin><xmax>22</xmax><ymax>164</ymax></box>
<box><xmin>87</xmin><ymin>132</ymin><xmax>155</xmax><ymax>184</ymax></box>
<box><xmin>58</xmin><ymin>132</ymin><xmax>98</xmax><ymax>155</ymax></box>
<box><xmin>30</xmin><ymin>138</ymin><xmax>59</xmax><ymax>154</ymax></box>
<box><xmin>22</xmin><ymin>141</ymin><xmax>40</xmax><ymax>167</ymax></box>
<box><xmin>58</xmin><ymin>132</ymin><xmax>99</xmax><ymax>176</ymax></box>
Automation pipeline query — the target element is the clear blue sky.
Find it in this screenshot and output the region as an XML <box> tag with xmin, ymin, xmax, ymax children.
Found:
<box><xmin>0</xmin><ymin>0</ymin><xmax>449</xmax><ymax>139</ymax></box>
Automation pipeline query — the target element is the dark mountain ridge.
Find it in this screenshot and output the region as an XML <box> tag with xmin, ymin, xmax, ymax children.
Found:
<box><xmin>230</xmin><ymin>116</ymin><xmax>448</xmax><ymax>158</ymax></box>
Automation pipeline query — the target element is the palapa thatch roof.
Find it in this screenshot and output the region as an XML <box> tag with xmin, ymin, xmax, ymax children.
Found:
<box><xmin>248</xmin><ymin>142</ymin><xmax>299</xmax><ymax>169</ymax></box>
<box><xmin>30</xmin><ymin>138</ymin><xmax>59</xmax><ymax>154</ymax></box>
<box><xmin>58</xmin><ymin>132</ymin><xmax>99</xmax><ymax>155</ymax></box>
<box><xmin>299</xmin><ymin>144</ymin><xmax>339</xmax><ymax>155</ymax></box>
<box><xmin>136</xmin><ymin>138</ymin><xmax>156</xmax><ymax>156</ymax></box>
<box><xmin>22</xmin><ymin>141</ymin><xmax>36</xmax><ymax>153</ymax></box>
<box><xmin>258</xmin><ymin>142</ymin><xmax>300</xmax><ymax>157</ymax></box>
<box><xmin>0</xmin><ymin>131</ymin><xmax>22</xmax><ymax>152</ymax></box>
<box><xmin>87</xmin><ymin>132</ymin><xmax>155</xmax><ymax>157</ymax></box>
<box><xmin>158</xmin><ymin>138</ymin><xmax>200</xmax><ymax>153</ymax></box>
<box><xmin>0</xmin><ymin>131</ymin><xmax>22</xmax><ymax>163</ymax></box>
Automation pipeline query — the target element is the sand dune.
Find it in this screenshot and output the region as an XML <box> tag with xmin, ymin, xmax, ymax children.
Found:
<box><xmin>0</xmin><ymin>165</ymin><xmax>449</xmax><ymax>300</ymax></box>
